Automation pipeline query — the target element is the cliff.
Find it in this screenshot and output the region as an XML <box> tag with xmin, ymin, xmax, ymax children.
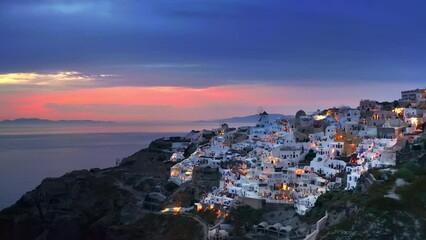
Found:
<box><xmin>0</xmin><ymin>141</ymin><xmax>203</xmax><ymax>240</ymax></box>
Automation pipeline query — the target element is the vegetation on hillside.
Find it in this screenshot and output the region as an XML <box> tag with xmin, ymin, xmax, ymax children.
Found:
<box><xmin>317</xmin><ymin>161</ymin><xmax>426</xmax><ymax>240</ymax></box>
<box><xmin>114</xmin><ymin>213</ymin><xmax>204</xmax><ymax>240</ymax></box>
<box><xmin>226</xmin><ymin>206</ymin><xmax>264</xmax><ymax>236</ymax></box>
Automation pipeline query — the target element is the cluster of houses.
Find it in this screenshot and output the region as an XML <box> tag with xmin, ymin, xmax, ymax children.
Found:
<box><xmin>168</xmin><ymin>88</ymin><xmax>426</xmax><ymax>217</ymax></box>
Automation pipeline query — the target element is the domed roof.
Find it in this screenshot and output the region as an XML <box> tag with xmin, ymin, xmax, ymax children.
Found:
<box><xmin>295</xmin><ymin>110</ymin><xmax>306</xmax><ymax>119</ymax></box>
<box><xmin>257</xmin><ymin>222</ymin><xmax>269</xmax><ymax>228</ymax></box>
<box><xmin>272</xmin><ymin>223</ymin><xmax>283</xmax><ymax>229</ymax></box>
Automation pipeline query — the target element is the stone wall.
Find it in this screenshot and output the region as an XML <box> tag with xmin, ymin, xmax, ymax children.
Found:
<box><xmin>238</xmin><ymin>196</ymin><xmax>263</xmax><ymax>210</ymax></box>
<box><xmin>303</xmin><ymin>212</ymin><xmax>328</xmax><ymax>240</ymax></box>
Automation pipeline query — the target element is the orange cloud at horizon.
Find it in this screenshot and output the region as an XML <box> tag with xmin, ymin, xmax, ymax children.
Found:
<box><xmin>0</xmin><ymin>84</ymin><xmax>374</xmax><ymax>122</ymax></box>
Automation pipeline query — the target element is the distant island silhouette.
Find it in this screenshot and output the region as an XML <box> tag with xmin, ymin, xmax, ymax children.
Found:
<box><xmin>192</xmin><ymin>113</ymin><xmax>293</xmax><ymax>123</ymax></box>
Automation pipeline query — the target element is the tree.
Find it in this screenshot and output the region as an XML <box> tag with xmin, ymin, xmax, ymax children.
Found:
<box><xmin>403</xmin><ymin>141</ymin><xmax>411</xmax><ymax>152</ymax></box>
<box><xmin>304</xmin><ymin>149</ymin><xmax>317</xmax><ymax>162</ymax></box>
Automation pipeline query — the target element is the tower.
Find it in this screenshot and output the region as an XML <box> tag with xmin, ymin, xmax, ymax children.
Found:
<box><xmin>258</xmin><ymin>111</ymin><xmax>270</xmax><ymax>128</ymax></box>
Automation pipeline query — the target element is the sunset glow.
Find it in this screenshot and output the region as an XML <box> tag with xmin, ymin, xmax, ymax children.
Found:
<box><xmin>1</xmin><ymin>81</ymin><xmax>418</xmax><ymax>122</ymax></box>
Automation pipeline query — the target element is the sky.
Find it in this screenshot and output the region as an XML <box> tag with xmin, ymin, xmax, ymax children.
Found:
<box><xmin>0</xmin><ymin>0</ymin><xmax>425</xmax><ymax>122</ymax></box>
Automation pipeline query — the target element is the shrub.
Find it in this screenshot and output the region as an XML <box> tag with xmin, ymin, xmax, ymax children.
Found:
<box><xmin>164</xmin><ymin>182</ymin><xmax>179</xmax><ymax>192</ymax></box>
<box><xmin>226</xmin><ymin>206</ymin><xmax>264</xmax><ymax>236</ymax></box>
<box><xmin>304</xmin><ymin>149</ymin><xmax>317</xmax><ymax>162</ymax></box>
<box><xmin>184</xmin><ymin>143</ymin><xmax>197</xmax><ymax>158</ymax></box>
<box><xmin>395</xmin><ymin>168</ymin><xmax>415</xmax><ymax>182</ymax></box>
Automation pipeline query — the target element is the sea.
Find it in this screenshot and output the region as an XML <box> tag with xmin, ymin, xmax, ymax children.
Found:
<box><xmin>0</xmin><ymin>122</ymin><xmax>247</xmax><ymax>210</ymax></box>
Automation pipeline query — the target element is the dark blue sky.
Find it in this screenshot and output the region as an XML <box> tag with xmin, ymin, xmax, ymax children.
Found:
<box><xmin>1</xmin><ymin>1</ymin><xmax>426</xmax><ymax>121</ymax></box>
<box><xmin>1</xmin><ymin>0</ymin><xmax>425</xmax><ymax>87</ymax></box>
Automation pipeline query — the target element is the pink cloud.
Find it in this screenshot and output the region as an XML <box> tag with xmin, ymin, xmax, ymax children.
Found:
<box><xmin>0</xmin><ymin>83</ymin><xmax>408</xmax><ymax>121</ymax></box>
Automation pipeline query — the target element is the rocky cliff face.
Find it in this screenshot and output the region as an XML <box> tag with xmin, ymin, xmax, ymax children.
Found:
<box><xmin>164</xmin><ymin>166</ymin><xmax>221</xmax><ymax>209</ymax></box>
<box><xmin>191</xmin><ymin>166</ymin><xmax>221</xmax><ymax>194</ymax></box>
<box><xmin>0</xmin><ymin>144</ymin><xmax>203</xmax><ymax>240</ymax></box>
<box><xmin>0</xmin><ymin>169</ymin><xmax>138</xmax><ymax>240</ymax></box>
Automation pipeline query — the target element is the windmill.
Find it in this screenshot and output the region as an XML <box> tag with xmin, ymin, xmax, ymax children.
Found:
<box><xmin>256</xmin><ymin>106</ymin><xmax>269</xmax><ymax>127</ymax></box>
<box><xmin>257</xmin><ymin>106</ymin><xmax>265</xmax><ymax>121</ymax></box>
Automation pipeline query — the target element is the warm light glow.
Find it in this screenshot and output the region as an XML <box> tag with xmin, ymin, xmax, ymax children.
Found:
<box><xmin>314</xmin><ymin>115</ymin><xmax>326</xmax><ymax>120</ymax></box>
<box><xmin>372</xmin><ymin>114</ymin><xmax>380</xmax><ymax>120</ymax></box>
<box><xmin>161</xmin><ymin>206</ymin><xmax>182</xmax><ymax>213</ymax></box>
<box><xmin>171</xmin><ymin>170</ymin><xmax>179</xmax><ymax>177</ymax></box>
<box><xmin>393</xmin><ymin>107</ymin><xmax>404</xmax><ymax>115</ymax></box>
<box><xmin>195</xmin><ymin>203</ymin><xmax>203</xmax><ymax>211</ymax></box>
<box><xmin>411</xmin><ymin>118</ymin><xmax>418</xmax><ymax>126</ymax></box>
<box><xmin>209</xmin><ymin>203</ymin><xmax>214</xmax><ymax>210</ymax></box>
<box><xmin>173</xmin><ymin>207</ymin><xmax>182</xmax><ymax>212</ymax></box>
<box><xmin>161</xmin><ymin>208</ymin><xmax>170</xmax><ymax>213</ymax></box>
<box><xmin>336</xmin><ymin>135</ymin><xmax>344</xmax><ymax>141</ymax></box>
<box><xmin>295</xmin><ymin>169</ymin><xmax>305</xmax><ymax>175</ymax></box>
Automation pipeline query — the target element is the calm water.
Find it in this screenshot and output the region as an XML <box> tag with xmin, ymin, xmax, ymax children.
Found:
<box><xmin>0</xmin><ymin>132</ymin><xmax>174</xmax><ymax>210</ymax></box>
<box><xmin>0</xmin><ymin>122</ymin><xmax>230</xmax><ymax>136</ymax></box>
<box><xmin>0</xmin><ymin>122</ymin><xmax>247</xmax><ymax>210</ymax></box>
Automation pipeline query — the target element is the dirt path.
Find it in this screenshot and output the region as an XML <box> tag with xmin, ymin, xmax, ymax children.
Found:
<box><xmin>182</xmin><ymin>213</ymin><xmax>209</xmax><ymax>240</ymax></box>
